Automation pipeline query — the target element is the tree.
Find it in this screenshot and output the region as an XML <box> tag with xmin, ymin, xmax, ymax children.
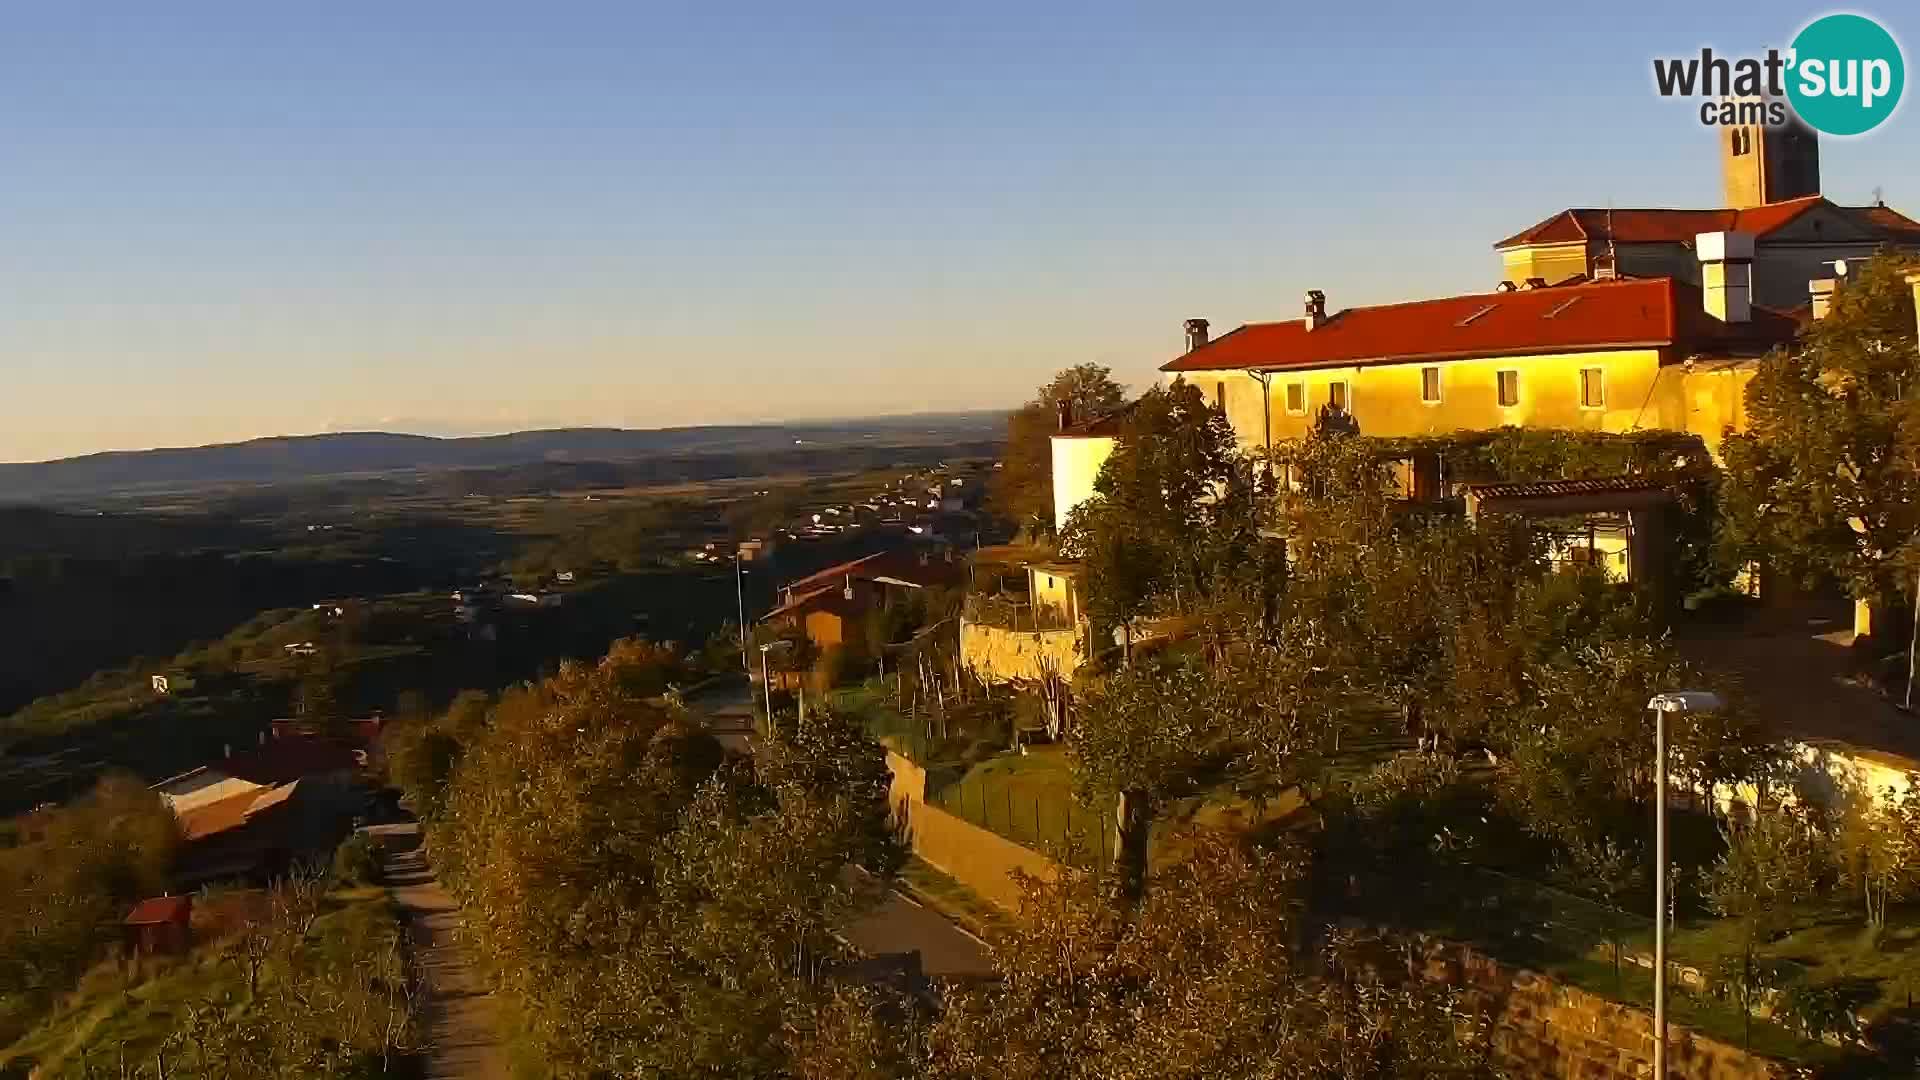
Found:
<box><xmin>1705</xmin><ymin>808</ymin><xmax>1830</xmax><ymax>1035</ymax></box>
<box><xmin>1831</xmin><ymin>780</ymin><xmax>1920</xmax><ymax>934</ymax></box>
<box><xmin>1721</xmin><ymin>253</ymin><xmax>1920</xmax><ymax>632</ymax></box>
<box><xmin>426</xmin><ymin>641</ymin><xmax>906</xmax><ymax>1076</ymax></box>
<box><xmin>989</xmin><ymin>364</ymin><xmax>1127</xmax><ymax>536</ymax></box>
<box><xmin>925</xmin><ymin>833</ymin><xmax>1498</xmax><ymax>1079</ymax></box>
<box><xmin>1060</xmin><ymin>378</ymin><xmax>1251</xmax><ymax>653</ymax></box>
<box><xmin>1073</xmin><ymin>648</ymin><xmax>1339</xmax><ymax>907</ymax></box>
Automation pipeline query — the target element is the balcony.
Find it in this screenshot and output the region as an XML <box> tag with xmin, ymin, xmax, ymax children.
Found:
<box><xmin>962</xmin><ymin>594</ymin><xmax>1076</xmax><ymax>632</ymax></box>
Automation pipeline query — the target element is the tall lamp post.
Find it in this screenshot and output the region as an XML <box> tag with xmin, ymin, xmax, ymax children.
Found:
<box><xmin>735</xmin><ymin>554</ymin><xmax>749</xmax><ymax>673</ymax></box>
<box><xmin>1645</xmin><ymin>690</ymin><xmax>1723</xmax><ymax>1080</ymax></box>
<box><xmin>759</xmin><ymin>640</ymin><xmax>792</xmax><ymax>724</ymax></box>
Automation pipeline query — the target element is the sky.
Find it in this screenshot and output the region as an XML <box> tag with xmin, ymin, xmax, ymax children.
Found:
<box><xmin>2</xmin><ymin>2</ymin><xmax>1915</xmax><ymax>463</ymax></box>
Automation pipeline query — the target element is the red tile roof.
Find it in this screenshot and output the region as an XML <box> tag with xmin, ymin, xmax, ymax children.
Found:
<box><xmin>1160</xmin><ymin>277</ymin><xmax>1798</xmax><ymax>375</ymax></box>
<box><xmin>781</xmin><ymin>549</ymin><xmax>963</xmax><ymax>595</ymax></box>
<box><xmin>125</xmin><ymin>896</ymin><xmax>192</xmax><ymax>925</ymax></box>
<box><xmin>217</xmin><ymin>738</ymin><xmax>361</xmax><ymax>786</ymax></box>
<box><xmin>1495</xmin><ymin>196</ymin><xmax>1920</xmax><ymax>249</ymax></box>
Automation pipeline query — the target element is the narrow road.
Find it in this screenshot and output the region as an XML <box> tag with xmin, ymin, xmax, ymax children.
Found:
<box><xmin>686</xmin><ymin>678</ymin><xmax>757</xmax><ymax>755</ymax></box>
<box><xmin>840</xmin><ymin>868</ymin><xmax>994</xmax><ymax>977</ymax></box>
<box><xmin>368</xmin><ymin>823</ymin><xmax>509</xmax><ymax>1080</ymax></box>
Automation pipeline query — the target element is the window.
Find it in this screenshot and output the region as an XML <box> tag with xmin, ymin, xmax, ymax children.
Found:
<box><xmin>1214</xmin><ymin>381</ymin><xmax>1226</xmax><ymax>413</ymax></box>
<box><xmin>1328</xmin><ymin>381</ymin><xmax>1349</xmax><ymax>412</ymax></box>
<box><xmin>1497</xmin><ymin>370</ymin><xmax>1520</xmax><ymax>408</ymax></box>
<box><xmin>1580</xmin><ymin>367</ymin><xmax>1605</xmax><ymax>409</ymax></box>
<box><xmin>1420</xmin><ymin>366</ymin><xmax>1442</xmax><ymax>404</ymax></box>
<box><xmin>1284</xmin><ymin>382</ymin><xmax>1305</xmax><ymax>415</ymax></box>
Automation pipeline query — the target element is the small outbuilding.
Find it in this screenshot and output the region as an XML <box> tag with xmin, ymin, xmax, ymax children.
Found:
<box><xmin>124</xmin><ymin>895</ymin><xmax>193</xmax><ymax>955</ymax></box>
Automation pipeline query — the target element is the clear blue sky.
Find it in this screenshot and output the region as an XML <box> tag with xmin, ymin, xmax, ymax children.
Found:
<box><xmin>3</xmin><ymin>2</ymin><xmax>1914</xmax><ymax>462</ymax></box>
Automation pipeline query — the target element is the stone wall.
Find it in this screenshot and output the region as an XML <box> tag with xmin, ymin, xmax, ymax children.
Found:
<box><xmin>1415</xmin><ymin>937</ymin><xmax>1788</xmax><ymax>1080</ymax></box>
<box><xmin>885</xmin><ymin>750</ymin><xmax>1059</xmax><ymax>914</ymax></box>
<box><xmin>959</xmin><ymin>619</ymin><xmax>1082</xmax><ymax>684</ymax></box>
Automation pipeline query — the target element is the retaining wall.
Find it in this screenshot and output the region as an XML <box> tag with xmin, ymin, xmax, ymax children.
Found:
<box><xmin>1416</xmin><ymin>938</ymin><xmax>1787</xmax><ymax>1080</ymax></box>
<box><xmin>958</xmin><ymin>619</ymin><xmax>1082</xmax><ymax>684</ymax></box>
<box><xmin>886</xmin><ymin>750</ymin><xmax>1059</xmax><ymax>913</ymax></box>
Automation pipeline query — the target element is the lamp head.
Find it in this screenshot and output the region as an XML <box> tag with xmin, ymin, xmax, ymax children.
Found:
<box><xmin>1647</xmin><ymin>690</ymin><xmax>1724</xmax><ymax>713</ymax></box>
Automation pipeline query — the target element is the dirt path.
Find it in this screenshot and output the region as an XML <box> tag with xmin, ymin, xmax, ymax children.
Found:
<box><xmin>369</xmin><ymin>823</ymin><xmax>509</xmax><ymax>1080</ymax></box>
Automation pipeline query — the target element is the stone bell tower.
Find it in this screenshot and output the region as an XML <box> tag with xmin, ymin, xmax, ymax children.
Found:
<box><xmin>1721</xmin><ymin>110</ymin><xmax>1820</xmax><ymax>208</ymax></box>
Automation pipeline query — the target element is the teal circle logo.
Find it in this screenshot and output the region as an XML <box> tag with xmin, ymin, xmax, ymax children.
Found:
<box><xmin>1786</xmin><ymin>13</ymin><xmax>1904</xmax><ymax>136</ymax></box>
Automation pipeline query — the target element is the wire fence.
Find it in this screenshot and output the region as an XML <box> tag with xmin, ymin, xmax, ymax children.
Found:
<box><xmin>929</xmin><ymin>775</ymin><xmax>1113</xmax><ymax>870</ymax></box>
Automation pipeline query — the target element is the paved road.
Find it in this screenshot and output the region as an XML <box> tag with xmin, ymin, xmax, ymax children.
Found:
<box><xmin>368</xmin><ymin>823</ymin><xmax>509</xmax><ymax>1080</ymax></box>
<box><xmin>841</xmin><ymin>869</ymin><xmax>994</xmax><ymax>978</ymax></box>
<box><xmin>686</xmin><ymin>679</ymin><xmax>757</xmax><ymax>755</ymax></box>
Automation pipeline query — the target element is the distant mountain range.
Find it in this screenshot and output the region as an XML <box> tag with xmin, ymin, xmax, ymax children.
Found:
<box><xmin>0</xmin><ymin>413</ymin><xmax>1009</xmax><ymax>502</ymax></box>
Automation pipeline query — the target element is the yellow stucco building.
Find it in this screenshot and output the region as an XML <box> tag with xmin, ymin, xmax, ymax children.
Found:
<box><xmin>1046</xmin><ymin>130</ymin><xmax>1920</xmax><ymax>531</ymax></box>
<box><xmin>1052</xmin><ymin>266</ymin><xmax>1796</xmax><ymax>530</ymax></box>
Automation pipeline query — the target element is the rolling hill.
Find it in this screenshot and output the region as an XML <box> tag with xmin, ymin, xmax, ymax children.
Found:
<box><xmin>0</xmin><ymin>413</ymin><xmax>1008</xmax><ymax>502</ymax></box>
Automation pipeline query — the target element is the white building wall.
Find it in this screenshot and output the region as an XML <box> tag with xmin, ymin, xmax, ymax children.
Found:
<box><xmin>1050</xmin><ymin>434</ymin><xmax>1116</xmax><ymax>533</ymax></box>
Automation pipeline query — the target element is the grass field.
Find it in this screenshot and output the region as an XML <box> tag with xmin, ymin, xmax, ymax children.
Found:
<box><xmin>0</xmin><ymin>887</ymin><xmax>413</xmax><ymax>1079</ymax></box>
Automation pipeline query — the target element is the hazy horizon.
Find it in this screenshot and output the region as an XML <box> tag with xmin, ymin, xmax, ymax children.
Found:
<box><xmin>5</xmin><ymin>1</ymin><xmax>1916</xmax><ymax>462</ymax></box>
<box><xmin>0</xmin><ymin>407</ymin><xmax>1014</xmax><ymax>467</ymax></box>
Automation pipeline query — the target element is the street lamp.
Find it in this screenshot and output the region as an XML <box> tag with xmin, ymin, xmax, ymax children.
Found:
<box><xmin>735</xmin><ymin>555</ymin><xmax>749</xmax><ymax>673</ymax></box>
<box><xmin>1645</xmin><ymin>689</ymin><xmax>1724</xmax><ymax>1080</ymax></box>
<box><xmin>759</xmin><ymin>640</ymin><xmax>792</xmax><ymax>722</ymax></box>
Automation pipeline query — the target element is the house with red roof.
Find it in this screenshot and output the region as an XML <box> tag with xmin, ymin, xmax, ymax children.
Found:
<box><xmin>153</xmin><ymin>734</ymin><xmax>371</xmax><ymax>885</ymax></box>
<box><xmin>760</xmin><ymin>548</ymin><xmax>964</xmax><ymax>674</ymax></box>
<box><xmin>1050</xmin><ymin>125</ymin><xmax>1917</xmax><ymax>534</ymax></box>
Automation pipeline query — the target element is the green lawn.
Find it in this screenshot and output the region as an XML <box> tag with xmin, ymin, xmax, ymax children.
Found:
<box><xmin>929</xmin><ymin>745</ymin><xmax>1110</xmax><ymax>867</ymax></box>
<box><xmin>1381</xmin><ymin>866</ymin><xmax>1912</xmax><ymax>1067</ymax></box>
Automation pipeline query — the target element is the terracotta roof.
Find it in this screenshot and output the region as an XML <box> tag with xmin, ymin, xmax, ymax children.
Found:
<box><xmin>125</xmin><ymin>896</ymin><xmax>192</xmax><ymax>925</ymax></box>
<box><xmin>1161</xmin><ymin>277</ymin><xmax>1798</xmax><ymax>376</ymax></box>
<box><xmin>1495</xmin><ymin>196</ymin><xmax>1920</xmax><ymax>249</ymax></box>
<box><xmin>781</xmin><ymin>549</ymin><xmax>963</xmax><ymax>595</ymax></box>
<box><xmin>762</xmin><ymin>583</ymin><xmax>841</xmax><ymax>622</ymax></box>
<box><xmin>1858</xmin><ymin>205</ymin><xmax>1920</xmax><ymax>243</ymax></box>
<box><xmin>217</xmin><ymin>737</ymin><xmax>361</xmax><ymax>786</ymax></box>
<box><xmin>178</xmin><ymin>787</ymin><xmax>267</xmax><ymax>841</ymax></box>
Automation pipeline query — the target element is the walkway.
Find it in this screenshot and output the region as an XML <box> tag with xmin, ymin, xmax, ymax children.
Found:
<box><xmin>368</xmin><ymin>823</ymin><xmax>509</xmax><ymax>1080</ymax></box>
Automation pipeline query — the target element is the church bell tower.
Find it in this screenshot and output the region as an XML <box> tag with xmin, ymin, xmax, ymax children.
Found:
<box><xmin>1721</xmin><ymin>112</ymin><xmax>1820</xmax><ymax>208</ymax></box>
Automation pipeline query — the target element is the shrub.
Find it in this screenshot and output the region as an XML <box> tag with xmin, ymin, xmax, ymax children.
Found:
<box><xmin>331</xmin><ymin>832</ymin><xmax>381</xmax><ymax>886</ymax></box>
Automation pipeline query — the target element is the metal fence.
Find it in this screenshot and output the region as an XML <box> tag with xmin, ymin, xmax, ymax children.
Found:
<box><xmin>930</xmin><ymin>778</ymin><xmax>1113</xmax><ymax>869</ymax></box>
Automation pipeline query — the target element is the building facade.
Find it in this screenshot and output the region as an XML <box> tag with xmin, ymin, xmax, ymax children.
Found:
<box><xmin>1049</xmin><ymin>134</ymin><xmax>1918</xmax><ymax>532</ymax></box>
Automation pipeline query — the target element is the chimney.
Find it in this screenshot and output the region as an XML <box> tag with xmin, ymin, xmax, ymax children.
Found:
<box><xmin>1055</xmin><ymin>397</ymin><xmax>1073</xmax><ymax>432</ymax></box>
<box><xmin>1303</xmin><ymin>290</ymin><xmax>1327</xmax><ymax>330</ymax></box>
<box><xmin>1695</xmin><ymin>230</ymin><xmax>1754</xmax><ymax>323</ymax></box>
<box><xmin>1809</xmin><ymin>277</ymin><xmax>1837</xmax><ymax>320</ymax></box>
<box><xmin>1183</xmin><ymin>318</ymin><xmax>1210</xmax><ymax>352</ymax></box>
